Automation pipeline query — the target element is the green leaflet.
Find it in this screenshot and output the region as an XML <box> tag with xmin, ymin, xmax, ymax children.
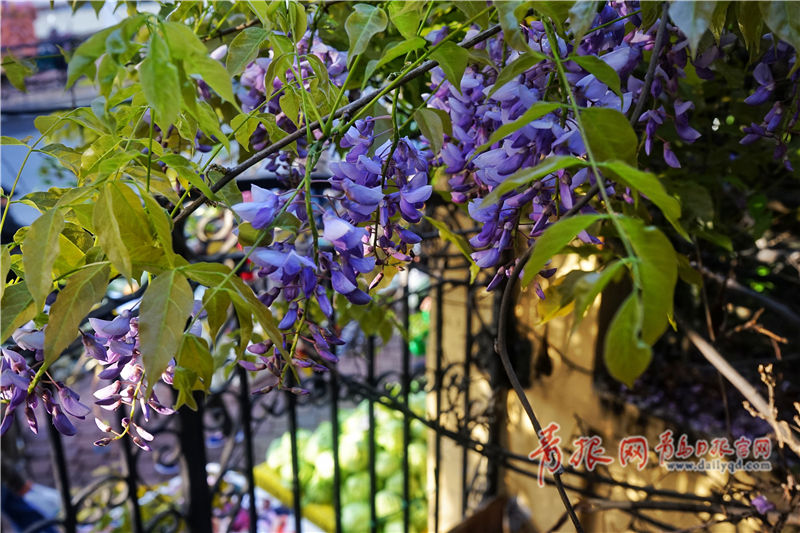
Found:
<box><xmin>488</xmin><ymin>51</ymin><xmax>547</xmax><ymax>98</ymax></box>
<box><xmin>480</xmin><ymin>156</ymin><xmax>587</xmax><ymax>208</ymax></box>
<box><xmin>414</xmin><ymin>108</ymin><xmax>446</xmax><ymax>155</ymax></box>
<box><xmin>475</xmin><ymin>102</ymin><xmax>561</xmax><ymax>154</ymax></box>
<box><xmin>230</xmin><ymin>113</ymin><xmax>261</xmax><ymax>151</ymax></box>
<box><xmin>22</xmin><ymin>208</ymin><xmax>65</xmax><ymax>310</ymax></box>
<box><xmin>0</xmin><ymin>282</ymin><xmax>36</xmax><ymax>343</ymax></box>
<box><xmin>375</xmin><ymin>37</ymin><xmax>427</xmax><ymax>71</ymax></box>
<box><xmin>581</xmin><ymin>107</ymin><xmax>638</xmax><ymax>166</ymax></box>
<box><xmin>66</xmin><ymin>26</ymin><xmax>115</xmax><ymax>87</ymax></box>
<box><xmin>668</xmin><ymin>1</ymin><xmax>716</xmax><ymax>58</ymax></box>
<box><xmin>521</xmin><ymin>214</ymin><xmax>605</xmax><ymax>287</ymax></box>
<box><xmin>44</xmin><ymin>263</ymin><xmax>109</xmax><ymax>366</ymax></box>
<box><xmin>568</xmin><ymin>1</ymin><xmax>601</xmax><ymax>43</ymax></box>
<box><xmin>0</xmin><ymin>246</ymin><xmax>9</xmax><ymax>301</ymax></box>
<box><xmin>572</xmin><ymin>259</ymin><xmax>627</xmax><ymax>327</ymax></box>
<box><xmin>226</xmin><ymin>27</ymin><xmax>269</xmax><ymax>76</ymax></box>
<box><xmin>181</xmin><ymin>262</ymin><xmax>287</xmax><ymax>358</ymax></box>
<box><xmin>345</xmin><ymin>4</ymin><xmax>388</xmax><ymax>56</ymax></box>
<box><xmin>139</xmin><ymin>270</ymin><xmax>195</xmax><ymax>398</ymax></box>
<box><xmin>599</xmin><ymin>160</ymin><xmax>688</xmax><ymax>240</ymax></box>
<box><xmin>759</xmin><ymin>2</ymin><xmax>800</xmax><ymax>65</ymax></box>
<box><xmin>424</xmin><ymin>216</ymin><xmax>480</xmax><ymax>283</ymax></box>
<box><xmin>162</xmin><ymin>20</ymin><xmax>207</xmax><ymax>59</ymax></box>
<box><xmin>603</xmin><ymin>293</ymin><xmax>652</xmax><ymax>387</ymax></box>
<box><xmin>140</xmin><ymin>32</ymin><xmax>182</xmax><ymax>130</ymax></box>
<box><xmin>185</xmin><ymin>54</ymin><xmax>237</xmax><ymax>107</ymax></box>
<box><xmin>387</xmin><ymin>1</ymin><xmax>423</xmax><ymax>40</ymax></box>
<box><xmin>570</xmin><ymin>54</ymin><xmax>622</xmax><ymax>101</ymax></box>
<box><xmin>92</xmin><ymin>181</ymin><xmax>157</xmax><ymax>280</ymax></box>
<box><xmin>430</xmin><ymin>42</ymin><xmax>468</xmax><ymax>91</ymax></box>
<box><xmin>618</xmin><ymin>217</ymin><xmax>677</xmax><ymax>345</ymax></box>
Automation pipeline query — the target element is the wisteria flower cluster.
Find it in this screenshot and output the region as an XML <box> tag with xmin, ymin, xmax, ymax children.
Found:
<box><xmin>427</xmin><ymin>4</ymin><xmax>710</xmax><ymax>284</ymax></box>
<box><xmin>1</xmin><ymin>327</ymin><xmax>90</xmax><ymax>437</ymax></box>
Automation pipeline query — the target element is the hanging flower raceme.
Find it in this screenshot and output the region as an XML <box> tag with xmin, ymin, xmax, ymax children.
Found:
<box><xmin>1</xmin><ymin>329</ymin><xmax>91</xmax><ymax>437</ymax></box>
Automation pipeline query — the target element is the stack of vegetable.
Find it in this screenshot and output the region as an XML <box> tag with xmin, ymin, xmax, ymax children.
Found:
<box><xmin>264</xmin><ymin>392</ymin><xmax>428</xmax><ymax>533</ymax></box>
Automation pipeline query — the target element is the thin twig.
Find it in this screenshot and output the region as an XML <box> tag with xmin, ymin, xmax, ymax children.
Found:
<box><xmin>681</xmin><ymin>322</ymin><xmax>800</xmax><ymax>458</ymax></box>
<box><xmin>627</xmin><ymin>2</ymin><xmax>670</xmax><ymax>125</ymax></box>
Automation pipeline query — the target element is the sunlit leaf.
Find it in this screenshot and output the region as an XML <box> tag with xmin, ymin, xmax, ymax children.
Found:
<box><xmin>424</xmin><ymin>216</ymin><xmax>480</xmax><ymax>283</ymax></box>
<box><xmin>521</xmin><ymin>214</ymin><xmax>605</xmax><ymax>287</ymax></box>
<box><xmin>345</xmin><ymin>4</ymin><xmax>388</xmax><ymax>56</ymax></box>
<box><xmin>44</xmin><ymin>263</ymin><xmax>109</xmax><ymax>365</ymax></box>
<box><xmin>139</xmin><ymin>270</ymin><xmax>194</xmax><ymax>398</ymax></box>
<box><xmin>0</xmin><ymin>282</ymin><xmax>36</xmax><ymax>343</ymax></box>
<box><xmin>604</xmin><ymin>293</ymin><xmax>652</xmax><ymax>387</ymax></box>
<box><xmin>571</xmin><ymin>54</ymin><xmax>622</xmax><ymax>101</ymax></box>
<box><xmin>226</xmin><ymin>27</ymin><xmax>269</xmax><ymax>75</ymax></box>
<box><xmin>140</xmin><ymin>32</ymin><xmax>182</xmax><ymax>129</ymax></box>
<box><xmin>618</xmin><ymin>217</ymin><xmax>677</xmax><ymax>345</ymax></box>
<box><xmin>22</xmin><ymin>209</ymin><xmax>65</xmax><ymax>310</ymax></box>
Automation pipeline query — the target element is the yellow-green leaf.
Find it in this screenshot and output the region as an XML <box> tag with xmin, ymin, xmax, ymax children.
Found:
<box><xmin>139</xmin><ymin>270</ymin><xmax>194</xmax><ymax>398</ymax></box>
<box><xmin>22</xmin><ymin>209</ymin><xmax>65</xmax><ymax>310</ymax></box>
<box><xmin>44</xmin><ymin>263</ymin><xmax>109</xmax><ymax>365</ymax></box>
<box><xmin>604</xmin><ymin>293</ymin><xmax>652</xmax><ymax>387</ymax></box>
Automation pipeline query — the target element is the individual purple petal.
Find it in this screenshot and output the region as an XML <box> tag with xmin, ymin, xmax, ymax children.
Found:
<box><xmin>344</xmin><ymin>289</ymin><xmax>371</xmax><ymax>305</ymax></box>
<box><xmin>278</xmin><ymin>306</ymin><xmax>299</xmax><ymax>330</ymax></box>
<box><xmin>24</xmin><ymin>404</ymin><xmax>38</xmax><ymax>434</ymax></box>
<box><xmin>752</xmin><ymin>62</ymin><xmax>773</xmax><ymax>86</ymax></box>
<box><xmin>58</xmin><ymin>386</ymin><xmax>91</xmax><ymax>418</ymax></box>
<box><xmin>316</xmin><ymin>287</ymin><xmax>333</xmax><ymax>318</ymax></box>
<box><xmin>239</xmin><ymin>359</ymin><xmax>267</xmax><ymax>371</ymax></box>
<box><xmin>663</xmin><ymin>143</ymin><xmax>681</xmax><ymax>168</ymax></box>
<box><xmin>744</xmin><ymin>86</ymin><xmax>772</xmax><ymax>106</ymax></box>
<box><xmin>472</xmin><ymin>247</ymin><xmax>500</xmax><ymax>268</ymax></box>
<box><xmin>12</xmin><ymin>328</ymin><xmax>44</xmax><ymax>351</ymax></box>
<box><xmin>51</xmin><ymin>406</ymin><xmax>77</xmax><ymax>436</ymax></box>
<box><xmin>89</xmin><ymin>315</ymin><xmax>131</xmax><ymax>338</ymax></box>
<box><xmin>81</xmin><ymin>333</ymin><xmax>109</xmax><ymax>361</ymax></box>
<box><xmin>331</xmin><ymin>270</ymin><xmax>357</xmax><ymax>294</ymax></box>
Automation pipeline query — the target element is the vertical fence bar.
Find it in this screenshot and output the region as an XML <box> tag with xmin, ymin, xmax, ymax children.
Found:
<box><xmin>237</xmin><ymin>366</ymin><xmax>258</xmax><ymax>533</ymax></box>
<box><xmin>178</xmin><ymin>392</ymin><xmax>213</xmax><ymax>533</ymax></box>
<box><xmin>461</xmin><ymin>282</ymin><xmax>473</xmax><ymax>516</ymax></box>
<box><xmin>433</xmin><ymin>281</ymin><xmax>443</xmax><ymax>533</ymax></box>
<box><xmin>330</xmin><ymin>365</ymin><xmax>342</xmax><ymax>533</ymax></box>
<box><xmin>367</xmin><ymin>335</ymin><xmax>378</xmax><ymax>533</ymax></box>
<box><xmin>286</xmin><ymin>382</ymin><xmax>303</xmax><ymax>533</ymax></box>
<box><xmin>119</xmin><ymin>412</ymin><xmax>144</xmax><ymax>533</ymax></box>
<box><xmin>46</xmin><ymin>413</ymin><xmax>76</xmax><ymax>533</ymax></box>
<box><xmin>402</xmin><ymin>280</ymin><xmax>411</xmax><ymax>533</ymax></box>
